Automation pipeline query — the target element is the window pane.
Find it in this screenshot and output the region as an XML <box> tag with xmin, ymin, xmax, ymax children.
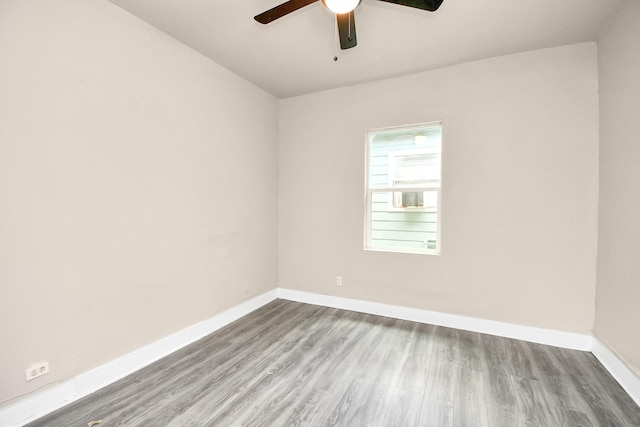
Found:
<box><xmin>369</xmin><ymin>191</ymin><xmax>438</xmax><ymax>251</ymax></box>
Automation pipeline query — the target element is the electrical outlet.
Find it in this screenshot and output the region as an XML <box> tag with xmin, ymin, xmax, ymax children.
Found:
<box><xmin>26</xmin><ymin>361</ymin><xmax>49</xmax><ymax>381</ymax></box>
<box><xmin>336</xmin><ymin>276</ymin><xmax>343</xmax><ymax>286</ymax></box>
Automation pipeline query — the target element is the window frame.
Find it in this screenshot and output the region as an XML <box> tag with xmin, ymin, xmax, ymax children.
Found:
<box><xmin>364</xmin><ymin>122</ymin><xmax>443</xmax><ymax>255</ymax></box>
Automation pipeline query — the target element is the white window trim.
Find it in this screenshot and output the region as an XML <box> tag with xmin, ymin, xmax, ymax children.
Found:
<box><xmin>364</xmin><ymin>121</ymin><xmax>443</xmax><ymax>255</ymax></box>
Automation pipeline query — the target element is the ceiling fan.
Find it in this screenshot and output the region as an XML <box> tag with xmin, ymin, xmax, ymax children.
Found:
<box><xmin>254</xmin><ymin>0</ymin><xmax>444</xmax><ymax>50</ymax></box>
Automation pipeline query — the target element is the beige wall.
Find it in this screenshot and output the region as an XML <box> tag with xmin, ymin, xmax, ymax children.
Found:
<box><xmin>595</xmin><ymin>1</ymin><xmax>640</xmax><ymax>376</ymax></box>
<box><xmin>4</xmin><ymin>0</ymin><xmax>633</xmax><ymax>411</ymax></box>
<box><xmin>279</xmin><ymin>43</ymin><xmax>599</xmax><ymax>334</ymax></box>
<box><xmin>0</xmin><ymin>0</ymin><xmax>278</xmax><ymax>404</ymax></box>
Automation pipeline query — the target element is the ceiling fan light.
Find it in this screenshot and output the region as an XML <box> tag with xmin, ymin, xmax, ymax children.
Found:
<box><xmin>323</xmin><ymin>0</ymin><xmax>360</xmax><ymax>14</ymax></box>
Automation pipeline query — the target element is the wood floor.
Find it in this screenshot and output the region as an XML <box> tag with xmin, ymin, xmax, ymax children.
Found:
<box><xmin>27</xmin><ymin>300</ymin><xmax>640</xmax><ymax>426</ymax></box>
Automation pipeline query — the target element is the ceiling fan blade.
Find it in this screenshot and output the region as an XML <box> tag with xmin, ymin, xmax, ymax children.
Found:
<box><xmin>376</xmin><ymin>0</ymin><xmax>443</xmax><ymax>12</ymax></box>
<box><xmin>336</xmin><ymin>11</ymin><xmax>357</xmax><ymax>50</ymax></box>
<box><xmin>254</xmin><ymin>0</ymin><xmax>319</xmax><ymax>24</ymax></box>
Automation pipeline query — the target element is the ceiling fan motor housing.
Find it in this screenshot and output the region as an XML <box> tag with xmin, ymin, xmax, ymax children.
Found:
<box><xmin>322</xmin><ymin>0</ymin><xmax>362</xmax><ymax>14</ymax></box>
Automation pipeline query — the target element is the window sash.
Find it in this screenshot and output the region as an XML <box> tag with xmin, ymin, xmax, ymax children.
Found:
<box><xmin>364</xmin><ymin>188</ymin><xmax>441</xmax><ymax>254</ymax></box>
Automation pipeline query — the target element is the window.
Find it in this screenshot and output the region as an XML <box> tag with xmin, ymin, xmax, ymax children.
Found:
<box><xmin>365</xmin><ymin>122</ymin><xmax>442</xmax><ymax>254</ymax></box>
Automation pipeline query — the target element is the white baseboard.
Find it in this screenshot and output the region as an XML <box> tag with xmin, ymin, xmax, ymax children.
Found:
<box><xmin>276</xmin><ymin>288</ymin><xmax>593</xmax><ymax>351</ymax></box>
<box><xmin>4</xmin><ymin>288</ymin><xmax>639</xmax><ymax>426</ymax></box>
<box><xmin>276</xmin><ymin>290</ymin><xmax>640</xmax><ymax>406</ymax></box>
<box><xmin>592</xmin><ymin>338</ymin><xmax>640</xmax><ymax>407</ymax></box>
<box><xmin>0</xmin><ymin>289</ymin><xmax>278</xmax><ymax>427</ymax></box>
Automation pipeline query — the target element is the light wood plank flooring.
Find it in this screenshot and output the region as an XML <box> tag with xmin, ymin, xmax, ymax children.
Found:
<box><xmin>27</xmin><ymin>300</ymin><xmax>640</xmax><ymax>426</ymax></box>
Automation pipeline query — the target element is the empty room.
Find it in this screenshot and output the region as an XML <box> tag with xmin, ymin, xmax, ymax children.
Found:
<box><xmin>1</xmin><ymin>0</ymin><xmax>639</xmax><ymax>425</ymax></box>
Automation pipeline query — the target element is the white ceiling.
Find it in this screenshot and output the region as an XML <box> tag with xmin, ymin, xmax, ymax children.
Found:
<box><xmin>107</xmin><ymin>0</ymin><xmax>625</xmax><ymax>98</ymax></box>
